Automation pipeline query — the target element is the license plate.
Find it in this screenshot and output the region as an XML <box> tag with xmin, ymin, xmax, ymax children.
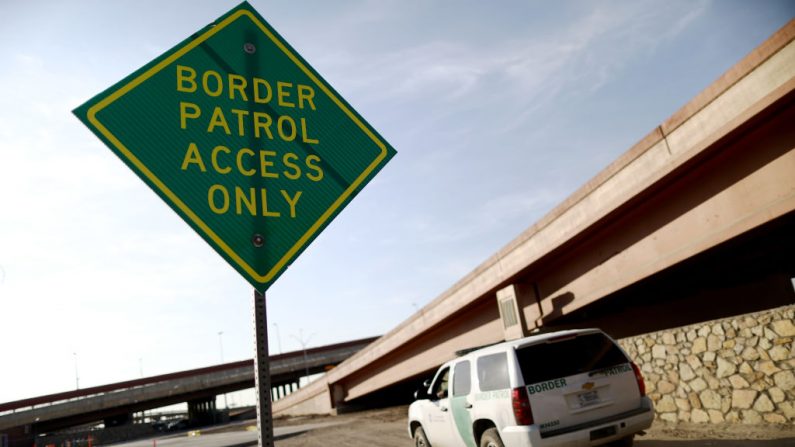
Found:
<box><xmin>590</xmin><ymin>425</ymin><xmax>617</xmax><ymax>440</ymax></box>
<box><xmin>578</xmin><ymin>390</ymin><xmax>600</xmax><ymax>407</ymax></box>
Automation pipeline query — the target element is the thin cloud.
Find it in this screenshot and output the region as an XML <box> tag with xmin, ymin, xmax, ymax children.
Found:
<box><xmin>324</xmin><ymin>1</ymin><xmax>710</xmax><ymax>137</ymax></box>
<box><xmin>402</xmin><ymin>186</ymin><xmax>561</xmax><ymax>247</ymax></box>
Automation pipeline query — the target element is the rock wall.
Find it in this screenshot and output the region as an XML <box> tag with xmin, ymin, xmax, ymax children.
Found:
<box><xmin>618</xmin><ymin>304</ymin><xmax>794</xmax><ymax>425</ymax></box>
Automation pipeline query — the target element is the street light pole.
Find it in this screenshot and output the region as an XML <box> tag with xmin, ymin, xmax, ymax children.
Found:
<box><xmin>218</xmin><ymin>331</ymin><xmax>225</xmax><ymax>363</ymax></box>
<box><xmin>73</xmin><ymin>352</ymin><xmax>79</xmax><ymax>390</ymax></box>
<box><xmin>272</xmin><ymin>323</ymin><xmax>282</xmax><ymax>354</ymax></box>
<box><xmin>218</xmin><ymin>331</ymin><xmax>228</xmax><ymax>410</ymax></box>
<box><xmin>291</xmin><ymin>330</ymin><xmax>314</xmax><ymax>385</ymax></box>
<box><xmin>139</xmin><ymin>357</ymin><xmax>146</xmax><ymax>421</ymax></box>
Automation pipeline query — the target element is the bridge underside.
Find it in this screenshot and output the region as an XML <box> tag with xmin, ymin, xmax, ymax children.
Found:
<box><xmin>343</xmin><ymin>208</ymin><xmax>795</xmax><ymax>409</ymax></box>
<box><xmin>525</xmin><ymin>99</ymin><xmax>795</xmax><ymax>337</ymax></box>
<box><xmin>332</xmin><ymin>80</ymin><xmax>795</xmax><ymax>411</ymax></box>
<box><xmin>341</xmin><ymin>211</ymin><xmax>795</xmax><ymax>412</ymax></box>
<box><xmin>548</xmin><ymin>210</ymin><xmax>795</xmax><ymax>338</ymax></box>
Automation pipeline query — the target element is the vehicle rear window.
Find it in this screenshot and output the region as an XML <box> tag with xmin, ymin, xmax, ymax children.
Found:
<box><xmin>516</xmin><ymin>332</ymin><xmax>628</xmax><ymax>385</ymax></box>
<box><xmin>477</xmin><ymin>352</ymin><xmax>510</xmax><ymax>391</ymax></box>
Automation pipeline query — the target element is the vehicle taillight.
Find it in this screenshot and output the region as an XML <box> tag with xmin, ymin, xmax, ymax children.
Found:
<box><xmin>511</xmin><ymin>387</ymin><xmax>534</xmax><ymax>425</ymax></box>
<box><xmin>631</xmin><ymin>362</ymin><xmax>646</xmax><ymax>397</ymax></box>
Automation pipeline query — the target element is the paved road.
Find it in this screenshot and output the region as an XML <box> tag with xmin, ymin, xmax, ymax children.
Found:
<box><xmin>99</xmin><ymin>406</ymin><xmax>795</xmax><ymax>447</ymax></box>
<box><xmin>108</xmin><ymin>422</ymin><xmax>344</xmax><ymax>447</ymax></box>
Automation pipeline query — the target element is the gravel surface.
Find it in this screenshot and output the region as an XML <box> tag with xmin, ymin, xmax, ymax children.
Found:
<box><xmin>273</xmin><ymin>405</ymin><xmax>795</xmax><ymax>447</ymax></box>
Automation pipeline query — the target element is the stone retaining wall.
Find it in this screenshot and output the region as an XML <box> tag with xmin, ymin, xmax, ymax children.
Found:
<box><xmin>618</xmin><ymin>304</ymin><xmax>795</xmax><ymax>425</ymax></box>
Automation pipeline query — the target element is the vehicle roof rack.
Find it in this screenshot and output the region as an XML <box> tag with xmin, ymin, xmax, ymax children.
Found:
<box><xmin>454</xmin><ymin>341</ymin><xmax>502</xmax><ymax>357</ymax></box>
<box><xmin>528</xmin><ymin>325</ymin><xmax>592</xmax><ymax>335</ymax></box>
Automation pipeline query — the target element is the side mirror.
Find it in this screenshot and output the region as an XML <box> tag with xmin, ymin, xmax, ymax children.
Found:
<box><xmin>414</xmin><ymin>387</ymin><xmax>430</xmax><ymax>400</ymax></box>
<box><xmin>414</xmin><ymin>378</ymin><xmax>433</xmax><ymax>400</ymax></box>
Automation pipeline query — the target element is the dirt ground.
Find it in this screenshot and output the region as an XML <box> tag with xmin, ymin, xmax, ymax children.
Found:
<box><xmin>272</xmin><ymin>405</ymin><xmax>795</xmax><ymax>447</ymax></box>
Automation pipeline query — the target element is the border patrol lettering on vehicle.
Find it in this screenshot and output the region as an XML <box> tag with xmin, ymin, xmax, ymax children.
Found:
<box><xmin>527</xmin><ymin>378</ymin><xmax>567</xmax><ymax>395</ymax></box>
<box><xmin>590</xmin><ymin>363</ymin><xmax>632</xmax><ymax>378</ymax></box>
<box><xmin>539</xmin><ymin>420</ymin><xmax>561</xmax><ymax>431</ymax></box>
<box><xmin>474</xmin><ymin>390</ymin><xmax>510</xmax><ymax>401</ymax></box>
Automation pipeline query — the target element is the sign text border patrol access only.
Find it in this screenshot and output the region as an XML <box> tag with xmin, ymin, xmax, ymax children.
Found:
<box><xmin>78</xmin><ymin>3</ymin><xmax>392</xmax><ymax>290</ymax></box>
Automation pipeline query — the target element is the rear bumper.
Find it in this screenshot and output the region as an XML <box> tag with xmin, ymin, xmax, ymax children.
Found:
<box><xmin>501</xmin><ymin>397</ymin><xmax>654</xmax><ymax>447</ymax></box>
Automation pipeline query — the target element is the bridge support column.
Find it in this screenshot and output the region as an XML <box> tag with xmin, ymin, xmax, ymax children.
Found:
<box><xmin>329</xmin><ymin>382</ymin><xmax>346</xmax><ymax>413</ymax></box>
<box><xmin>2</xmin><ymin>425</ymin><xmax>33</xmax><ymax>447</ymax></box>
<box><xmin>188</xmin><ymin>396</ymin><xmax>217</xmax><ymax>426</ymax></box>
<box><xmin>103</xmin><ymin>412</ymin><xmax>132</xmax><ymax>427</ymax></box>
<box><xmin>271</xmin><ymin>382</ymin><xmax>299</xmax><ymax>401</ymax></box>
<box><xmin>496</xmin><ymin>283</ymin><xmax>541</xmax><ymax>340</ymax></box>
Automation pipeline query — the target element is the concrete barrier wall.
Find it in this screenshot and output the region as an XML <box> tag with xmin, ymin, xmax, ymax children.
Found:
<box><xmin>272</xmin><ymin>373</ymin><xmax>330</xmax><ymax>417</ymax></box>
<box><xmin>273</xmin><ymin>381</ymin><xmax>332</xmax><ymax>416</ymax></box>
<box><xmin>618</xmin><ymin>304</ymin><xmax>794</xmax><ymax>425</ymax></box>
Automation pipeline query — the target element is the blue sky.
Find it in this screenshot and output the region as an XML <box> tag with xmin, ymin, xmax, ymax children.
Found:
<box><xmin>0</xmin><ymin>1</ymin><xmax>792</xmax><ymax>404</ymax></box>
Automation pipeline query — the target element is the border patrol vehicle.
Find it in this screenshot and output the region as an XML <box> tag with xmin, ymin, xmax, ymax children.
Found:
<box><xmin>408</xmin><ymin>329</ymin><xmax>653</xmax><ymax>447</ymax></box>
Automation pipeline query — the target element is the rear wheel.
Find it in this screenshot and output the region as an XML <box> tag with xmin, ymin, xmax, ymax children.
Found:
<box><xmin>480</xmin><ymin>428</ymin><xmax>504</xmax><ymax>447</ymax></box>
<box><xmin>413</xmin><ymin>426</ymin><xmax>431</xmax><ymax>447</ymax></box>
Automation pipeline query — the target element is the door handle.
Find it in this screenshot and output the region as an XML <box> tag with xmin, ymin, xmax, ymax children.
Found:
<box><xmin>464</xmin><ymin>403</ymin><xmax>473</xmax><ymax>409</ymax></box>
<box><xmin>440</xmin><ymin>406</ymin><xmax>448</xmax><ymax>412</ymax></box>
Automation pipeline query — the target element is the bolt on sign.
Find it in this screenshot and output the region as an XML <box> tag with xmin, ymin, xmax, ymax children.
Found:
<box><xmin>74</xmin><ymin>2</ymin><xmax>396</xmax><ymax>291</ymax></box>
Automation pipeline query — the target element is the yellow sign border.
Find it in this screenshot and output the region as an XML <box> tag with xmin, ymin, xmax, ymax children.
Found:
<box><xmin>86</xmin><ymin>9</ymin><xmax>388</xmax><ymax>285</ymax></box>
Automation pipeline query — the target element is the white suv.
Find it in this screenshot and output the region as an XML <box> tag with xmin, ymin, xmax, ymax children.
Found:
<box><xmin>408</xmin><ymin>329</ymin><xmax>653</xmax><ymax>447</ymax></box>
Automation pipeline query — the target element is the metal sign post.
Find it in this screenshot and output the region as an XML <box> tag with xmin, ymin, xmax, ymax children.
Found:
<box><xmin>253</xmin><ymin>291</ymin><xmax>274</xmax><ymax>446</ymax></box>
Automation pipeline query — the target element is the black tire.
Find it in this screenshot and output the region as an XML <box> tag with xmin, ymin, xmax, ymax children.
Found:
<box><xmin>609</xmin><ymin>435</ymin><xmax>635</xmax><ymax>447</ymax></box>
<box><xmin>413</xmin><ymin>426</ymin><xmax>431</xmax><ymax>447</ymax></box>
<box><xmin>480</xmin><ymin>427</ymin><xmax>504</xmax><ymax>447</ymax></box>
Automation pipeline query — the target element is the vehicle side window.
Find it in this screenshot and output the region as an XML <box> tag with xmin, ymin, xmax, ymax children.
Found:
<box><xmin>453</xmin><ymin>361</ymin><xmax>471</xmax><ymax>396</ymax></box>
<box><xmin>477</xmin><ymin>352</ymin><xmax>509</xmax><ymax>391</ymax></box>
<box><xmin>431</xmin><ymin>367</ymin><xmax>450</xmax><ymax>400</ymax></box>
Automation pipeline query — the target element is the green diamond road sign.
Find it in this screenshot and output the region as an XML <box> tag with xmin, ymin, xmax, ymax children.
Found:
<box><xmin>74</xmin><ymin>2</ymin><xmax>396</xmax><ymax>292</ymax></box>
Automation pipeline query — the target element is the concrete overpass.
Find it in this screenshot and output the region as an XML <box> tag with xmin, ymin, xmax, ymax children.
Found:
<box><xmin>272</xmin><ymin>20</ymin><xmax>795</xmax><ymax>416</ymax></box>
<box><xmin>0</xmin><ymin>336</ymin><xmax>376</xmax><ymax>445</ymax></box>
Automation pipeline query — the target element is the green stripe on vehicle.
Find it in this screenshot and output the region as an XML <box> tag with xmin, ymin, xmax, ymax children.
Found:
<box><xmin>450</xmin><ymin>396</ymin><xmax>476</xmax><ymax>447</ymax></box>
